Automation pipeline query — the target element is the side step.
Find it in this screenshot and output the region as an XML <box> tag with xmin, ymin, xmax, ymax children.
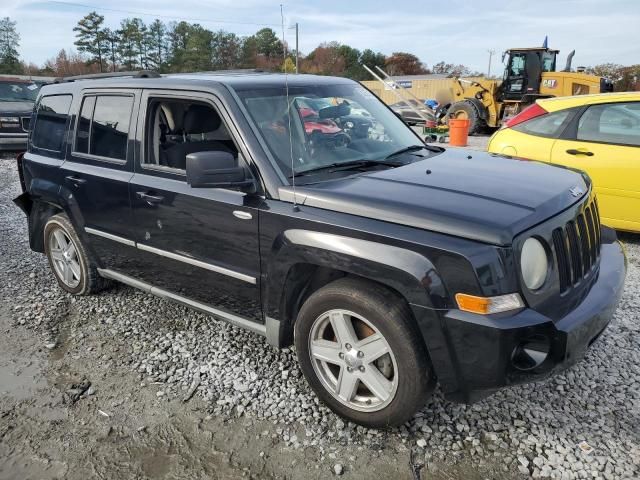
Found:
<box><xmin>97</xmin><ymin>268</ymin><xmax>267</xmax><ymax>337</ymax></box>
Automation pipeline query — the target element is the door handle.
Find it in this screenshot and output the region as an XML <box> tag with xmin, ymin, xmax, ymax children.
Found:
<box><xmin>65</xmin><ymin>175</ymin><xmax>87</xmax><ymax>186</ymax></box>
<box><xmin>136</xmin><ymin>191</ymin><xmax>164</xmax><ymax>204</ymax></box>
<box><xmin>233</xmin><ymin>210</ymin><xmax>253</xmax><ymax>220</ymax></box>
<box><xmin>566</xmin><ymin>149</ymin><xmax>594</xmax><ymax>156</ymax></box>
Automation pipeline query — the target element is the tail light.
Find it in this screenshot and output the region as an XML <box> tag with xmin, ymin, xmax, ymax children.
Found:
<box><xmin>504</xmin><ymin>103</ymin><xmax>548</xmax><ymax>128</ymax></box>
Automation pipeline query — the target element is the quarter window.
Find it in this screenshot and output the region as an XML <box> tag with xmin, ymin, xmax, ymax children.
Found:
<box><xmin>32</xmin><ymin>94</ymin><xmax>72</xmax><ymax>152</ymax></box>
<box><xmin>513</xmin><ymin>109</ymin><xmax>571</xmax><ymax>137</ymax></box>
<box><xmin>577</xmin><ymin>102</ymin><xmax>640</xmax><ymax>146</ymax></box>
<box><xmin>74</xmin><ymin>95</ymin><xmax>133</xmax><ymax>161</ymax></box>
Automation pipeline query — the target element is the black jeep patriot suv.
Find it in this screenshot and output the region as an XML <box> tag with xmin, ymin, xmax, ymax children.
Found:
<box><xmin>14</xmin><ymin>72</ymin><xmax>626</xmax><ymax>427</ymax></box>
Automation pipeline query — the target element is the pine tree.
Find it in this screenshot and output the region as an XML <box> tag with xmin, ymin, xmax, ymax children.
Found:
<box><xmin>102</xmin><ymin>28</ymin><xmax>120</xmax><ymax>72</ymax></box>
<box><xmin>0</xmin><ymin>17</ymin><xmax>21</xmax><ymax>74</ymax></box>
<box><xmin>211</xmin><ymin>30</ymin><xmax>242</xmax><ymax>70</ymax></box>
<box><xmin>147</xmin><ymin>19</ymin><xmax>167</xmax><ymax>71</ymax></box>
<box><xmin>118</xmin><ymin>18</ymin><xmax>143</xmax><ymax>70</ymax></box>
<box><xmin>73</xmin><ymin>12</ymin><xmax>106</xmax><ymax>72</ymax></box>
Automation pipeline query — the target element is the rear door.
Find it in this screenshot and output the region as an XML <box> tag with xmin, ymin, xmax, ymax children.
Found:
<box><xmin>61</xmin><ymin>90</ymin><xmax>139</xmax><ymax>269</ymax></box>
<box><xmin>551</xmin><ymin>101</ymin><xmax>640</xmax><ymax>230</ymax></box>
<box><xmin>497</xmin><ymin>108</ymin><xmax>574</xmax><ymax>161</ymax></box>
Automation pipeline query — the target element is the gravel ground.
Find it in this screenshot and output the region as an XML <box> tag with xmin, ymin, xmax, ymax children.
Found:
<box><xmin>1</xmin><ymin>152</ymin><xmax>639</xmax><ymax>479</ymax></box>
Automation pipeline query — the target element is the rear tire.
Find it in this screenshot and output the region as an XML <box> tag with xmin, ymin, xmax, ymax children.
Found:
<box><xmin>43</xmin><ymin>214</ymin><xmax>107</xmax><ymax>295</ymax></box>
<box><xmin>448</xmin><ymin>100</ymin><xmax>485</xmax><ymax>135</ymax></box>
<box><xmin>294</xmin><ymin>277</ymin><xmax>434</xmax><ymax>428</ymax></box>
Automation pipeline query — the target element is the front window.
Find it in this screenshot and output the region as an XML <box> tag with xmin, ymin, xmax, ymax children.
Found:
<box><xmin>577</xmin><ymin>102</ymin><xmax>640</xmax><ymax>146</ymax></box>
<box><xmin>541</xmin><ymin>52</ymin><xmax>556</xmax><ymax>72</ymax></box>
<box><xmin>0</xmin><ymin>81</ymin><xmax>41</xmax><ymax>102</ymax></box>
<box><xmin>235</xmin><ymin>83</ymin><xmax>435</xmax><ymax>183</ymax></box>
<box><xmin>508</xmin><ymin>54</ymin><xmax>526</xmax><ymax>76</ymax></box>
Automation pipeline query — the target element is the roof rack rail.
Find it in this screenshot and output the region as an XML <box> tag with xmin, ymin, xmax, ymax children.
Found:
<box><xmin>174</xmin><ymin>69</ymin><xmax>270</xmax><ymax>76</ymax></box>
<box><xmin>54</xmin><ymin>70</ymin><xmax>161</xmax><ymax>83</ymax></box>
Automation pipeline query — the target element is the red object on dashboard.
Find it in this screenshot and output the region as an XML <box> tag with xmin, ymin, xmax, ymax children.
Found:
<box><xmin>304</xmin><ymin>119</ymin><xmax>341</xmax><ymax>134</ymax></box>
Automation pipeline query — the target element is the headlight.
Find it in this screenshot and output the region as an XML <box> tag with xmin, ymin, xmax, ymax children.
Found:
<box><xmin>521</xmin><ymin>237</ymin><xmax>548</xmax><ymax>290</ymax></box>
<box><xmin>0</xmin><ymin>117</ymin><xmax>19</xmax><ymax>123</ymax></box>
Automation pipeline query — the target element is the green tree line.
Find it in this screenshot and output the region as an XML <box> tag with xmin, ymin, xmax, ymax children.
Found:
<box><xmin>2</xmin><ymin>13</ymin><xmax>639</xmax><ymax>91</ymax></box>
<box><xmin>0</xmin><ymin>13</ymin><xmax>451</xmax><ymax>79</ymax></box>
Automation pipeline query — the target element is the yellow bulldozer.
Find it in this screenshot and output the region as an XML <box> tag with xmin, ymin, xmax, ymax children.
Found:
<box><xmin>445</xmin><ymin>47</ymin><xmax>613</xmax><ymax>134</ymax></box>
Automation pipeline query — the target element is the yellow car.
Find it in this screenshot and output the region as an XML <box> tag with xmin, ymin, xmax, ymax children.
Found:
<box><xmin>488</xmin><ymin>92</ymin><xmax>640</xmax><ymax>232</ymax></box>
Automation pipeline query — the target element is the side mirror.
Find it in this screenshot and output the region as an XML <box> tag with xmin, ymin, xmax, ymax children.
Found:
<box><xmin>186</xmin><ymin>151</ymin><xmax>253</xmax><ymax>189</ymax></box>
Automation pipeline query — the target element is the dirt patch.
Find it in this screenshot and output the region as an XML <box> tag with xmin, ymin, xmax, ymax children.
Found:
<box><xmin>0</xmin><ymin>303</ymin><xmax>507</xmax><ymax>480</ymax></box>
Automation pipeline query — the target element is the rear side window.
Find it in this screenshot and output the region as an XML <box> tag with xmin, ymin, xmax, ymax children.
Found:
<box><xmin>577</xmin><ymin>102</ymin><xmax>640</xmax><ymax>146</ymax></box>
<box><xmin>32</xmin><ymin>95</ymin><xmax>72</xmax><ymax>152</ymax></box>
<box><xmin>74</xmin><ymin>95</ymin><xmax>133</xmax><ymax>161</ymax></box>
<box><xmin>513</xmin><ymin>109</ymin><xmax>570</xmax><ymax>137</ymax></box>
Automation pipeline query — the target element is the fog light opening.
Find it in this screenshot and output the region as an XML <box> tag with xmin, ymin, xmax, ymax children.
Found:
<box><xmin>511</xmin><ymin>335</ymin><xmax>550</xmax><ymax>371</ymax></box>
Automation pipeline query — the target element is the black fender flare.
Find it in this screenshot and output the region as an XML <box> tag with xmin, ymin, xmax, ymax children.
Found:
<box><xmin>19</xmin><ymin>177</ymin><xmax>87</xmax><ymax>254</ymax></box>
<box><xmin>263</xmin><ymin>229</ymin><xmax>450</xmax><ymax>346</ymax></box>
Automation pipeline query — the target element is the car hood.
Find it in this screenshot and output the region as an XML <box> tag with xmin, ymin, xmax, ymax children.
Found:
<box><xmin>279</xmin><ymin>150</ymin><xmax>590</xmax><ymax>246</ymax></box>
<box><xmin>0</xmin><ymin>100</ymin><xmax>34</xmax><ymax>114</ymax></box>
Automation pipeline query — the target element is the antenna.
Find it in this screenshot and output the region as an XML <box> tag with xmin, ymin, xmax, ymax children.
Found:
<box><xmin>280</xmin><ymin>4</ymin><xmax>298</xmax><ymax>211</ymax></box>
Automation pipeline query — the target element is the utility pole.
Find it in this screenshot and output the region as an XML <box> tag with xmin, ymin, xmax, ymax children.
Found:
<box><xmin>295</xmin><ymin>23</ymin><xmax>299</xmax><ymax>74</ymax></box>
<box><xmin>487</xmin><ymin>49</ymin><xmax>495</xmax><ymax>78</ymax></box>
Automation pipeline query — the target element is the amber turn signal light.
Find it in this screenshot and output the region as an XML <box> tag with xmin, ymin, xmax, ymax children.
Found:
<box><xmin>455</xmin><ymin>293</ymin><xmax>524</xmax><ymax>315</ymax></box>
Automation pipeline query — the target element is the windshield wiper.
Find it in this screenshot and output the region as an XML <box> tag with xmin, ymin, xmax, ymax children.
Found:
<box><xmin>385</xmin><ymin>145</ymin><xmax>425</xmax><ymax>159</ymax></box>
<box><xmin>291</xmin><ymin>159</ymin><xmax>404</xmax><ymax>178</ymax></box>
<box><xmin>384</xmin><ymin>144</ymin><xmax>443</xmax><ymax>159</ymax></box>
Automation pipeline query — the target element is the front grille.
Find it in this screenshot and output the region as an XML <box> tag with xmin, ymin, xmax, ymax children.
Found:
<box><xmin>552</xmin><ymin>198</ymin><xmax>601</xmax><ymax>293</ymax></box>
<box><xmin>21</xmin><ymin>116</ymin><xmax>30</xmax><ymax>132</ymax></box>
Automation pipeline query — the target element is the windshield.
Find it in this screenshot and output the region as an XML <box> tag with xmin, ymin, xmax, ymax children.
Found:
<box><xmin>0</xmin><ymin>81</ymin><xmax>41</xmax><ymax>102</ymax></box>
<box><xmin>235</xmin><ymin>83</ymin><xmax>431</xmax><ymax>183</ymax></box>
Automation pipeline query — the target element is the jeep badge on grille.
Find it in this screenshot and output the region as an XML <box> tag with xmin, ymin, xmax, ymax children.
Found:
<box><xmin>570</xmin><ymin>186</ymin><xmax>584</xmax><ymax>198</ymax></box>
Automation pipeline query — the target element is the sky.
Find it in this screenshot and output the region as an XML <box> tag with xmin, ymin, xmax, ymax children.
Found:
<box><xmin>2</xmin><ymin>0</ymin><xmax>640</xmax><ymax>73</ymax></box>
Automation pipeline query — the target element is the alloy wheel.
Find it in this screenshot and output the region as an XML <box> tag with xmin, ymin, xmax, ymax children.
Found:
<box><xmin>49</xmin><ymin>227</ymin><xmax>82</xmax><ymax>288</ymax></box>
<box><xmin>308</xmin><ymin>309</ymin><xmax>398</xmax><ymax>412</ymax></box>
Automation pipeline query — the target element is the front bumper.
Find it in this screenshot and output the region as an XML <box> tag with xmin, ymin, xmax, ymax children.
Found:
<box><xmin>417</xmin><ymin>232</ymin><xmax>627</xmax><ymax>403</ymax></box>
<box><xmin>0</xmin><ymin>133</ymin><xmax>28</xmax><ymax>151</ymax></box>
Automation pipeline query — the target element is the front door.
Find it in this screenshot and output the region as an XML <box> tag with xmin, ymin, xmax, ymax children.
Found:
<box><xmin>61</xmin><ymin>91</ymin><xmax>138</xmax><ymax>269</ymax></box>
<box><xmin>127</xmin><ymin>91</ymin><xmax>263</xmax><ymax>322</ymax></box>
<box><xmin>551</xmin><ymin>101</ymin><xmax>640</xmax><ymax>231</ymax></box>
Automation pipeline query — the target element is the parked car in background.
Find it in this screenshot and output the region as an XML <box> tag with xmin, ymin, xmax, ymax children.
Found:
<box><xmin>488</xmin><ymin>92</ymin><xmax>640</xmax><ymax>233</ymax></box>
<box><xmin>14</xmin><ymin>72</ymin><xmax>626</xmax><ymax>428</ymax></box>
<box><xmin>389</xmin><ymin>99</ymin><xmax>435</xmax><ymax>125</ymax></box>
<box><xmin>0</xmin><ymin>77</ymin><xmax>45</xmax><ymax>151</ymax></box>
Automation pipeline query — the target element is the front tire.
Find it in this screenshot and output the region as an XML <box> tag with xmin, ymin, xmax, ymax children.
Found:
<box><xmin>44</xmin><ymin>214</ymin><xmax>106</xmax><ymax>295</ymax></box>
<box><xmin>294</xmin><ymin>277</ymin><xmax>434</xmax><ymax>428</ymax></box>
